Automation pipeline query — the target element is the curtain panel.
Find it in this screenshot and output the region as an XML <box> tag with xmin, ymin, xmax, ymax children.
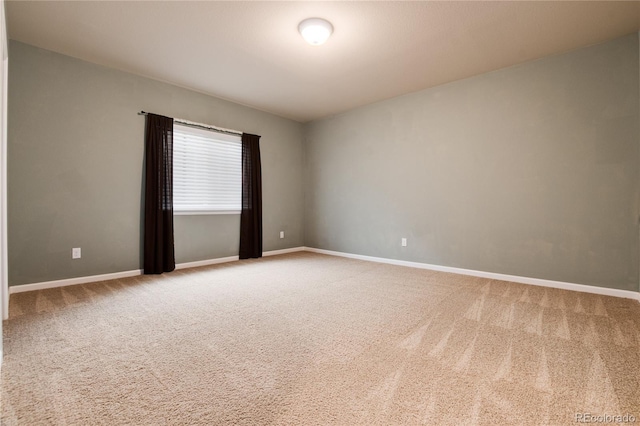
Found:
<box><xmin>144</xmin><ymin>113</ymin><xmax>176</xmax><ymax>274</ymax></box>
<box><xmin>239</xmin><ymin>133</ymin><xmax>262</xmax><ymax>259</ymax></box>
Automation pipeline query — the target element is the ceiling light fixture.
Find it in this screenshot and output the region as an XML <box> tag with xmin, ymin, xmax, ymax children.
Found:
<box><xmin>298</xmin><ymin>18</ymin><xmax>333</xmax><ymax>46</ymax></box>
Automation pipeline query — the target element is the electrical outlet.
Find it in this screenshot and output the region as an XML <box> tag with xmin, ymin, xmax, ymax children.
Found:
<box><xmin>72</xmin><ymin>247</ymin><xmax>81</xmax><ymax>259</ymax></box>
<box><xmin>280</xmin><ymin>231</ymin><xmax>285</xmax><ymax>239</ymax></box>
<box><xmin>401</xmin><ymin>238</ymin><xmax>407</xmax><ymax>247</ymax></box>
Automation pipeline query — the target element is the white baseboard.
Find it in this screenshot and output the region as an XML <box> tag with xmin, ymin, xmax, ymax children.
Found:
<box><xmin>175</xmin><ymin>246</ymin><xmax>306</xmax><ymax>269</ymax></box>
<box><xmin>263</xmin><ymin>247</ymin><xmax>307</xmax><ymax>257</ymax></box>
<box><xmin>9</xmin><ymin>269</ymin><xmax>144</xmax><ymax>294</ymax></box>
<box><xmin>174</xmin><ymin>255</ymin><xmax>239</xmax><ymax>270</ymax></box>
<box><xmin>8</xmin><ymin>246</ymin><xmax>638</xmax><ymax>302</ymax></box>
<box><xmin>8</xmin><ymin>246</ymin><xmax>307</xmax><ymax>294</ymax></box>
<box><xmin>305</xmin><ymin>247</ymin><xmax>640</xmax><ymax>302</ymax></box>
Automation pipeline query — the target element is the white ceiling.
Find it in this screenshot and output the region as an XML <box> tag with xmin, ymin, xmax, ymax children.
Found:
<box><xmin>6</xmin><ymin>1</ymin><xmax>640</xmax><ymax>123</ymax></box>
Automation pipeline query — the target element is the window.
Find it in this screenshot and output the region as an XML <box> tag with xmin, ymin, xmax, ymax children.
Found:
<box><xmin>173</xmin><ymin>123</ymin><xmax>242</xmax><ymax>214</ymax></box>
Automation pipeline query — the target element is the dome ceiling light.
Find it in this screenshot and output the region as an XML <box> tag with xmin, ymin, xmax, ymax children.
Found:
<box><xmin>298</xmin><ymin>18</ymin><xmax>334</xmax><ymax>46</ymax></box>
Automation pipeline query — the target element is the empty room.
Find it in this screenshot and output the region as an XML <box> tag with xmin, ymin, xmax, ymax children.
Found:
<box><xmin>0</xmin><ymin>1</ymin><xmax>639</xmax><ymax>425</ymax></box>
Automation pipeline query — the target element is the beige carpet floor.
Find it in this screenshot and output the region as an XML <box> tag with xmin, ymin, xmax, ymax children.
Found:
<box><xmin>1</xmin><ymin>252</ymin><xmax>639</xmax><ymax>425</ymax></box>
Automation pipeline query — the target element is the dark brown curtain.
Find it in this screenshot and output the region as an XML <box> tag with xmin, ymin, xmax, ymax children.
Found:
<box><xmin>144</xmin><ymin>113</ymin><xmax>175</xmax><ymax>274</ymax></box>
<box><xmin>239</xmin><ymin>133</ymin><xmax>262</xmax><ymax>259</ymax></box>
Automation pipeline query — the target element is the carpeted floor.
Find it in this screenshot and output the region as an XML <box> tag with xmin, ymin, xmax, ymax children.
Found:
<box><xmin>1</xmin><ymin>252</ymin><xmax>639</xmax><ymax>425</ymax></box>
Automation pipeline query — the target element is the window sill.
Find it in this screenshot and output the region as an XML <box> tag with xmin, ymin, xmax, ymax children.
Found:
<box><xmin>174</xmin><ymin>210</ymin><xmax>241</xmax><ymax>216</ymax></box>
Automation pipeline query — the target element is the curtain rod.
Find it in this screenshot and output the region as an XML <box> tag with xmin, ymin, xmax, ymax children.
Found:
<box><xmin>138</xmin><ymin>111</ymin><xmax>243</xmax><ymax>136</ymax></box>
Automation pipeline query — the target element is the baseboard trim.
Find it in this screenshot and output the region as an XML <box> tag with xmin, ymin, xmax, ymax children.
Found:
<box><xmin>263</xmin><ymin>247</ymin><xmax>307</xmax><ymax>257</ymax></box>
<box><xmin>174</xmin><ymin>255</ymin><xmax>239</xmax><ymax>270</ymax></box>
<box><xmin>9</xmin><ymin>269</ymin><xmax>144</xmax><ymax>294</ymax></box>
<box><xmin>304</xmin><ymin>247</ymin><xmax>640</xmax><ymax>302</ymax></box>
<box><xmin>8</xmin><ymin>247</ymin><xmax>307</xmax><ymax>294</ymax></box>
<box><xmin>8</xmin><ymin>246</ymin><xmax>638</xmax><ymax>302</ymax></box>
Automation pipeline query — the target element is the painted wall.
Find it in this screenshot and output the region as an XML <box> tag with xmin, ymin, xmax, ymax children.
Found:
<box><xmin>8</xmin><ymin>34</ymin><xmax>640</xmax><ymax>293</ymax></box>
<box><xmin>8</xmin><ymin>41</ymin><xmax>304</xmax><ymax>286</ymax></box>
<box><xmin>305</xmin><ymin>33</ymin><xmax>640</xmax><ymax>292</ymax></box>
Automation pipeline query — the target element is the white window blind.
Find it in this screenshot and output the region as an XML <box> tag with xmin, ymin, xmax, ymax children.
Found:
<box><xmin>173</xmin><ymin>124</ymin><xmax>242</xmax><ymax>214</ymax></box>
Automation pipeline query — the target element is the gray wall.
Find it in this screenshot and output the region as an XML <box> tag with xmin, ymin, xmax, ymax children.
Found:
<box><xmin>305</xmin><ymin>33</ymin><xmax>640</xmax><ymax>292</ymax></box>
<box><xmin>8</xmin><ymin>41</ymin><xmax>304</xmax><ymax>286</ymax></box>
<box><xmin>8</xmin><ymin>34</ymin><xmax>640</xmax><ymax>293</ymax></box>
